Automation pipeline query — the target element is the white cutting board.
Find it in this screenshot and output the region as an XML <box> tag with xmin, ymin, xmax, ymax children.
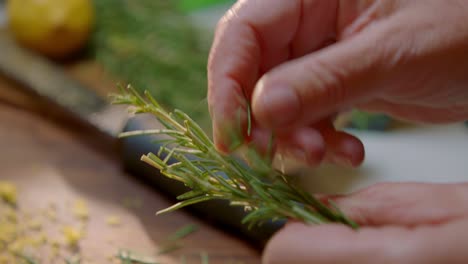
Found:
<box><xmin>189</xmin><ymin>5</ymin><xmax>468</xmax><ymax>194</ymax></box>
<box><xmin>298</xmin><ymin>124</ymin><xmax>468</xmax><ymax>194</ymax></box>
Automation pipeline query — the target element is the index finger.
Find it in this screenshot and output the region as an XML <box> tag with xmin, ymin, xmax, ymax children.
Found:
<box><xmin>208</xmin><ymin>0</ymin><xmax>341</xmax><ymax>152</ymax></box>
<box><xmin>207</xmin><ymin>0</ymin><xmax>303</xmax><ymax>151</ymax></box>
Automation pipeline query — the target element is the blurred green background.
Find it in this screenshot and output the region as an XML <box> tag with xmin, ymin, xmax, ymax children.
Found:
<box><xmin>89</xmin><ymin>0</ymin><xmax>235</xmax><ymax>130</ymax></box>
<box><xmin>88</xmin><ymin>0</ymin><xmax>393</xmax><ymax>132</ymax></box>
<box><xmin>4</xmin><ymin>0</ymin><xmax>412</xmax><ymax>132</ymax></box>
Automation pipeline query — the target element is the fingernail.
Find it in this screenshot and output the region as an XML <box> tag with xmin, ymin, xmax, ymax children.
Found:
<box><xmin>213</xmin><ymin>125</ymin><xmax>229</xmax><ymax>153</ymax></box>
<box><xmin>253</xmin><ymin>80</ymin><xmax>300</xmax><ymax>128</ymax></box>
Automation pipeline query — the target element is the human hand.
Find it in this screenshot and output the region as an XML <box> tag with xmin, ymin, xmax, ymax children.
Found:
<box><xmin>208</xmin><ymin>0</ymin><xmax>468</xmax><ymax>165</ymax></box>
<box><xmin>263</xmin><ymin>182</ymin><xmax>468</xmax><ymax>264</ymax></box>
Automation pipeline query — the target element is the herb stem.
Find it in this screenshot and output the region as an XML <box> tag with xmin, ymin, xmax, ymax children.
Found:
<box><xmin>113</xmin><ymin>86</ymin><xmax>358</xmax><ymax>229</ymax></box>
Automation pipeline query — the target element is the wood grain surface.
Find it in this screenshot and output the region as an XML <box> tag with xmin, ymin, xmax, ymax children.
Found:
<box><xmin>0</xmin><ymin>61</ymin><xmax>260</xmax><ymax>264</ymax></box>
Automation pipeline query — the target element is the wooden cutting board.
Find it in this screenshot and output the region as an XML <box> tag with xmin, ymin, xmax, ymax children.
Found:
<box><xmin>0</xmin><ymin>61</ymin><xmax>260</xmax><ymax>264</ymax></box>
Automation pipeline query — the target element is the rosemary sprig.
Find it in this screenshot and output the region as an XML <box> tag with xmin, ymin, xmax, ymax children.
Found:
<box><xmin>200</xmin><ymin>252</ymin><xmax>209</xmax><ymax>264</ymax></box>
<box><xmin>156</xmin><ymin>243</ymin><xmax>183</xmax><ymax>256</ymax></box>
<box><xmin>168</xmin><ymin>224</ymin><xmax>198</xmax><ymax>242</ymax></box>
<box><xmin>17</xmin><ymin>254</ymin><xmax>38</xmax><ymax>264</ymax></box>
<box><xmin>112</xmin><ymin>85</ymin><xmax>358</xmax><ymax>229</ymax></box>
<box><xmin>117</xmin><ymin>250</ymin><xmax>159</xmax><ymax>264</ymax></box>
<box><xmin>157</xmin><ymin>224</ymin><xmax>198</xmax><ymax>255</ymax></box>
<box><xmin>65</xmin><ymin>255</ymin><xmax>81</xmax><ymax>264</ymax></box>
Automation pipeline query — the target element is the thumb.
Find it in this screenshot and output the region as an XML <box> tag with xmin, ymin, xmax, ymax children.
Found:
<box><xmin>251</xmin><ymin>20</ymin><xmax>396</xmax><ymax>130</ymax></box>
<box><xmin>331</xmin><ymin>182</ymin><xmax>468</xmax><ymax>226</ymax></box>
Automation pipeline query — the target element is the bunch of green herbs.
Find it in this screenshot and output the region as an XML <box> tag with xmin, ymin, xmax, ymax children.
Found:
<box><xmin>112</xmin><ymin>86</ymin><xmax>358</xmax><ymax>229</ymax></box>
<box><xmin>90</xmin><ymin>0</ymin><xmax>210</xmax><ymax>128</ymax></box>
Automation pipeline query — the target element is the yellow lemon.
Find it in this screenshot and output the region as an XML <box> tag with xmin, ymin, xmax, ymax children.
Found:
<box><xmin>7</xmin><ymin>0</ymin><xmax>94</xmax><ymax>59</ymax></box>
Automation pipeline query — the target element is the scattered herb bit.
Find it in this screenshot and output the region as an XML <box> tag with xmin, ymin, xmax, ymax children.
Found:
<box><xmin>168</xmin><ymin>224</ymin><xmax>198</xmax><ymax>242</ymax></box>
<box><xmin>117</xmin><ymin>250</ymin><xmax>159</xmax><ymax>264</ymax></box>
<box><xmin>62</xmin><ymin>226</ymin><xmax>83</xmax><ymax>247</ymax></box>
<box><xmin>7</xmin><ymin>238</ymin><xmax>26</xmax><ymax>255</ymax></box>
<box><xmin>5</xmin><ymin>208</ymin><xmax>17</xmax><ymax>223</ymax></box>
<box><xmin>0</xmin><ymin>181</ymin><xmax>17</xmax><ymax>206</ymax></box>
<box><xmin>27</xmin><ymin>219</ymin><xmax>42</xmax><ymax>231</ymax></box>
<box><xmin>156</xmin><ymin>243</ymin><xmax>183</xmax><ymax>255</ymax></box>
<box><xmin>106</xmin><ymin>216</ymin><xmax>122</xmax><ymax>227</ymax></box>
<box><xmin>16</xmin><ymin>253</ymin><xmax>38</xmax><ymax>264</ymax></box>
<box><xmin>122</xmin><ymin>197</ymin><xmax>143</xmax><ymax>209</ymax></box>
<box><xmin>112</xmin><ymin>86</ymin><xmax>358</xmax><ymax>229</ymax></box>
<box><xmin>0</xmin><ymin>255</ymin><xmax>13</xmax><ymax>264</ymax></box>
<box><xmin>157</xmin><ymin>224</ymin><xmax>198</xmax><ymax>255</ymax></box>
<box><xmin>65</xmin><ymin>255</ymin><xmax>82</xmax><ymax>264</ymax></box>
<box><xmin>72</xmin><ymin>199</ymin><xmax>89</xmax><ymax>221</ymax></box>
<box><xmin>35</xmin><ymin>233</ymin><xmax>47</xmax><ymax>245</ymax></box>
<box><xmin>0</xmin><ymin>221</ymin><xmax>18</xmax><ymax>245</ymax></box>
<box><xmin>200</xmin><ymin>252</ymin><xmax>209</xmax><ymax>264</ymax></box>
<box><xmin>106</xmin><ymin>254</ymin><xmax>115</xmax><ymax>262</ymax></box>
<box><xmin>50</xmin><ymin>240</ymin><xmax>61</xmax><ymax>258</ymax></box>
<box><xmin>44</xmin><ymin>205</ymin><xmax>57</xmax><ymax>222</ymax></box>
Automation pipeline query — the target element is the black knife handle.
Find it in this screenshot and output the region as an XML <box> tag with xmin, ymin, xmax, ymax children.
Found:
<box><xmin>119</xmin><ymin>116</ymin><xmax>284</xmax><ymax>249</ymax></box>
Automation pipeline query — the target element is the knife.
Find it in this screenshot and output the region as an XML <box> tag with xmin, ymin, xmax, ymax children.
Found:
<box><xmin>0</xmin><ymin>27</ymin><xmax>283</xmax><ymax>249</ymax></box>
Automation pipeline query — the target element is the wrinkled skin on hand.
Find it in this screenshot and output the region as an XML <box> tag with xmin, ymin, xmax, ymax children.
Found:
<box><xmin>208</xmin><ymin>0</ymin><xmax>468</xmax><ymax>166</ymax></box>
<box><xmin>208</xmin><ymin>1</ymin><xmax>468</xmax><ymax>263</ymax></box>
<box><xmin>264</xmin><ymin>183</ymin><xmax>468</xmax><ymax>264</ymax></box>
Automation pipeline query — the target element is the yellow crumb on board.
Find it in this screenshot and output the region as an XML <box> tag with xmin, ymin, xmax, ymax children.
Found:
<box><xmin>106</xmin><ymin>255</ymin><xmax>116</xmax><ymax>264</ymax></box>
<box><xmin>32</xmin><ymin>233</ymin><xmax>48</xmax><ymax>246</ymax></box>
<box><xmin>7</xmin><ymin>238</ymin><xmax>26</xmax><ymax>254</ymax></box>
<box><xmin>44</xmin><ymin>206</ymin><xmax>58</xmax><ymax>222</ymax></box>
<box><xmin>106</xmin><ymin>216</ymin><xmax>121</xmax><ymax>227</ymax></box>
<box><xmin>27</xmin><ymin>219</ymin><xmax>43</xmax><ymax>231</ymax></box>
<box><xmin>66</xmin><ymin>255</ymin><xmax>83</xmax><ymax>264</ymax></box>
<box><xmin>0</xmin><ymin>221</ymin><xmax>18</xmax><ymax>244</ymax></box>
<box><xmin>50</xmin><ymin>239</ymin><xmax>61</xmax><ymax>257</ymax></box>
<box><xmin>72</xmin><ymin>199</ymin><xmax>89</xmax><ymax>221</ymax></box>
<box><xmin>62</xmin><ymin>226</ymin><xmax>83</xmax><ymax>247</ymax></box>
<box><xmin>122</xmin><ymin>197</ymin><xmax>143</xmax><ymax>209</ymax></box>
<box><xmin>51</xmin><ymin>239</ymin><xmax>61</xmax><ymax>249</ymax></box>
<box><xmin>0</xmin><ymin>255</ymin><xmax>13</xmax><ymax>264</ymax></box>
<box><xmin>4</xmin><ymin>208</ymin><xmax>17</xmax><ymax>223</ymax></box>
<box><xmin>48</xmin><ymin>202</ymin><xmax>57</xmax><ymax>210</ymax></box>
<box><xmin>51</xmin><ymin>247</ymin><xmax>60</xmax><ymax>258</ymax></box>
<box><xmin>0</xmin><ymin>181</ymin><xmax>17</xmax><ymax>205</ymax></box>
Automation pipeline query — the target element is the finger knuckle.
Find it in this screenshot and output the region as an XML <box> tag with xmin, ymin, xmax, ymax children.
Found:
<box><xmin>311</xmin><ymin>56</ymin><xmax>349</xmax><ymax>103</ymax></box>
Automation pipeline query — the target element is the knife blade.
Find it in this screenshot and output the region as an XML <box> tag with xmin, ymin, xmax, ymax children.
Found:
<box><xmin>0</xmin><ymin>31</ymin><xmax>283</xmax><ymax>248</ymax></box>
